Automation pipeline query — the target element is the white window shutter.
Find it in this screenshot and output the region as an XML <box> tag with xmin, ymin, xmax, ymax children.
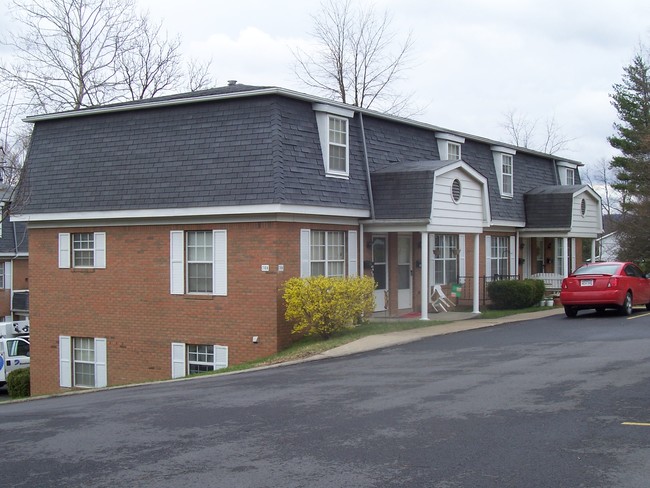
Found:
<box><xmin>214</xmin><ymin>345</ymin><xmax>229</xmax><ymax>370</ymax></box>
<box><xmin>348</xmin><ymin>230</ymin><xmax>358</xmax><ymax>277</ymax></box>
<box><xmin>4</xmin><ymin>261</ymin><xmax>11</xmax><ymax>289</ymax></box>
<box><xmin>509</xmin><ymin>235</ymin><xmax>516</xmax><ymax>275</ymax></box>
<box><xmin>170</xmin><ymin>231</ymin><xmax>184</xmax><ymax>295</ymax></box>
<box><xmin>94</xmin><ymin>338</ymin><xmax>107</xmax><ymax>388</ymax></box>
<box><xmin>59</xmin><ymin>335</ymin><xmax>72</xmax><ymax>388</ymax></box>
<box><xmin>94</xmin><ymin>232</ymin><xmax>106</xmax><ymax>269</ymax></box>
<box><xmin>485</xmin><ymin>236</ymin><xmax>492</xmax><ymax>278</ymax></box>
<box><xmin>300</xmin><ymin>229</ymin><xmax>311</xmax><ymax>277</ymax></box>
<box><xmin>213</xmin><ymin>230</ymin><xmax>228</xmax><ymax>296</ymax></box>
<box><xmin>59</xmin><ymin>233</ymin><xmax>71</xmax><ymax>269</ymax></box>
<box><xmin>171</xmin><ymin>342</ymin><xmax>186</xmax><ymax>379</ymax></box>
<box><xmin>458</xmin><ymin>234</ymin><xmax>466</xmax><ymax>281</ymax></box>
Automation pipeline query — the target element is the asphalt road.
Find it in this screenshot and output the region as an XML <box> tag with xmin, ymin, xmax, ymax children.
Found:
<box><xmin>2</xmin><ymin>310</ymin><xmax>650</xmax><ymax>487</ymax></box>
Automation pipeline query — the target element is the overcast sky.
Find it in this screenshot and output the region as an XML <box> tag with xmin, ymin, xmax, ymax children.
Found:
<box><xmin>3</xmin><ymin>0</ymin><xmax>650</xmax><ymax>171</ymax></box>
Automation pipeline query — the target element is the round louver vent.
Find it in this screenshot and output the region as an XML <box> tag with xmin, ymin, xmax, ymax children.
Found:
<box><xmin>451</xmin><ymin>179</ymin><xmax>462</xmax><ymax>203</ymax></box>
<box><xmin>581</xmin><ymin>198</ymin><xmax>586</xmax><ymax>216</ymax></box>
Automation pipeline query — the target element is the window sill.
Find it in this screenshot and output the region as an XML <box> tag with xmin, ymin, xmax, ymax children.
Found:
<box><xmin>184</xmin><ymin>294</ymin><xmax>214</xmax><ymax>300</ymax></box>
<box><xmin>325</xmin><ymin>172</ymin><xmax>350</xmax><ymax>180</ymax></box>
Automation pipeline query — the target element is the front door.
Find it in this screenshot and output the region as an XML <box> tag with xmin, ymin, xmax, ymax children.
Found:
<box><xmin>372</xmin><ymin>236</ymin><xmax>388</xmax><ymax>312</ymax></box>
<box><xmin>397</xmin><ymin>235</ymin><xmax>412</xmax><ymax>309</ymax></box>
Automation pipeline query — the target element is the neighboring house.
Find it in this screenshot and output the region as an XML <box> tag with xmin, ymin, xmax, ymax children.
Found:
<box><xmin>14</xmin><ymin>83</ymin><xmax>603</xmax><ymax>395</ymax></box>
<box><xmin>596</xmin><ymin>231</ymin><xmax>620</xmax><ymax>262</ymax></box>
<box><xmin>0</xmin><ymin>186</ymin><xmax>29</xmax><ymax>321</ymax></box>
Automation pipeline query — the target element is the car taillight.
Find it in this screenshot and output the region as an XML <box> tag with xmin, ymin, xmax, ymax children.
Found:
<box><xmin>607</xmin><ymin>277</ymin><xmax>619</xmax><ymax>288</ymax></box>
<box><xmin>562</xmin><ymin>279</ymin><xmax>568</xmax><ymax>289</ymax></box>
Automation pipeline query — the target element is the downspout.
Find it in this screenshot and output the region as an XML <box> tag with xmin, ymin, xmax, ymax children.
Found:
<box><xmin>359</xmin><ymin>113</ymin><xmax>375</xmax><ymax>220</ymax></box>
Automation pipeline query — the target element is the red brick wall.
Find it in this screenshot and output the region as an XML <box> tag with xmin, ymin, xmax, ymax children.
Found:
<box><xmin>29</xmin><ymin>221</ymin><xmax>355</xmax><ymax>395</ymax></box>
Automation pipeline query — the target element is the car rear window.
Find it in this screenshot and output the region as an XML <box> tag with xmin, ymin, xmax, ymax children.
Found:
<box><xmin>572</xmin><ymin>264</ymin><xmax>620</xmax><ymax>276</ymax></box>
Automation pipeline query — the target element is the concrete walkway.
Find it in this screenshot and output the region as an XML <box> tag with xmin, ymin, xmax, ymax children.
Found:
<box><xmin>310</xmin><ymin>308</ymin><xmax>564</xmax><ymax>360</ymax></box>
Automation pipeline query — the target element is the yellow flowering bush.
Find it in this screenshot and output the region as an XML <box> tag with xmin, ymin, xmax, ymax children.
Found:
<box><xmin>283</xmin><ymin>275</ymin><xmax>376</xmax><ymax>339</ymax></box>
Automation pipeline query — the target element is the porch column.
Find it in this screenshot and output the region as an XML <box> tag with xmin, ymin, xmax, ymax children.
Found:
<box><xmin>473</xmin><ymin>233</ymin><xmax>480</xmax><ymax>314</ymax></box>
<box><xmin>420</xmin><ymin>232</ymin><xmax>429</xmax><ymax>321</ymax></box>
<box><xmin>562</xmin><ymin>237</ymin><xmax>569</xmax><ymax>276</ymax></box>
<box><xmin>571</xmin><ymin>238</ymin><xmax>576</xmax><ymax>272</ymax></box>
<box><xmin>591</xmin><ymin>238</ymin><xmax>596</xmax><ymax>262</ymax></box>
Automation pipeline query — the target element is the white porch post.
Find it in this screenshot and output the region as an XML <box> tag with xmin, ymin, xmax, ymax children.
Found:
<box><xmin>420</xmin><ymin>232</ymin><xmax>429</xmax><ymax>320</ymax></box>
<box><xmin>591</xmin><ymin>238</ymin><xmax>596</xmax><ymax>262</ymax></box>
<box><xmin>571</xmin><ymin>238</ymin><xmax>577</xmax><ymax>272</ymax></box>
<box><xmin>562</xmin><ymin>237</ymin><xmax>569</xmax><ymax>276</ymax></box>
<box><xmin>473</xmin><ymin>233</ymin><xmax>480</xmax><ymax>314</ymax></box>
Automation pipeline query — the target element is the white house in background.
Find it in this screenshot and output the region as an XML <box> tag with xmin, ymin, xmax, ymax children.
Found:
<box><xmin>596</xmin><ymin>232</ymin><xmax>620</xmax><ymax>262</ymax></box>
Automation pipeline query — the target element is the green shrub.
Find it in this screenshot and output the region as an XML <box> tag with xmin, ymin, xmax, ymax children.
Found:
<box><xmin>283</xmin><ymin>275</ymin><xmax>376</xmax><ymax>339</ymax></box>
<box><xmin>7</xmin><ymin>367</ymin><xmax>30</xmax><ymax>399</ymax></box>
<box><xmin>487</xmin><ymin>279</ymin><xmax>545</xmax><ymax>309</ymax></box>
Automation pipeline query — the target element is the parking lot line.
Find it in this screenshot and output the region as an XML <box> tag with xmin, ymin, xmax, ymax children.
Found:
<box><xmin>621</xmin><ymin>422</ymin><xmax>650</xmax><ymax>426</ymax></box>
<box><xmin>627</xmin><ymin>312</ymin><xmax>650</xmax><ymax>320</ymax></box>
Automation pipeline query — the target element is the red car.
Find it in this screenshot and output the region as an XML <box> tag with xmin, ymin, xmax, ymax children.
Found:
<box><xmin>560</xmin><ymin>262</ymin><xmax>650</xmax><ymax>317</ymax></box>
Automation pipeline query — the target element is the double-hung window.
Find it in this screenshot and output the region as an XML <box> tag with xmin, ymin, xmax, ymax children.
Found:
<box><xmin>490</xmin><ymin>236</ymin><xmax>509</xmax><ymax>277</ymax></box>
<box><xmin>300</xmin><ymin>229</ymin><xmax>358</xmax><ymax>278</ymax></box>
<box><xmin>59</xmin><ymin>336</ymin><xmax>107</xmax><ymax>388</ymax></box>
<box><xmin>433</xmin><ymin>235</ymin><xmax>458</xmax><ymax>285</ymax></box>
<box><xmin>313</xmin><ymin>103</ymin><xmax>354</xmax><ymax>178</ymax></box>
<box><xmin>171</xmin><ymin>343</ymin><xmax>229</xmax><ymax>378</ymax></box>
<box><xmin>501</xmin><ymin>154</ymin><xmax>513</xmax><ymax>197</ymax></box>
<box><xmin>310</xmin><ymin>230</ymin><xmax>345</xmax><ymax>277</ymax></box>
<box><xmin>170</xmin><ymin>230</ymin><xmax>227</xmax><ymax>295</ymax></box>
<box><xmin>58</xmin><ymin>232</ymin><xmax>106</xmax><ymax>269</ymax></box>
<box><xmin>565</xmin><ymin>168</ymin><xmax>575</xmax><ymax>185</ymax></box>
<box><xmin>490</xmin><ymin>146</ymin><xmax>516</xmax><ymax>198</ymax></box>
<box><xmin>0</xmin><ymin>263</ymin><xmax>4</xmax><ymax>288</ymax></box>
<box><xmin>447</xmin><ymin>142</ymin><xmax>461</xmax><ymax>160</ymax></box>
<box><xmin>328</xmin><ymin>116</ymin><xmax>348</xmax><ymax>174</ymax></box>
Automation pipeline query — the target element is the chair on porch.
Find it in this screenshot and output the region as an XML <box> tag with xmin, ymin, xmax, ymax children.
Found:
<box><xmin>429</xmin><ymin>285</ymin><xmax>455</xmax><ymax>313</ymax></box>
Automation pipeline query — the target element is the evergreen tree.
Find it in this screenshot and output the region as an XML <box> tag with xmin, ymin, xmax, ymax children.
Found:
<box><xmin>608</xmin><ymin>49</ymin><xmax>650</xmax><ymax>265</ymax></box>
<box><xmin>609</xmin><ymin>52</ymin><xmax>650</xmax><ymax>199</ymax></box>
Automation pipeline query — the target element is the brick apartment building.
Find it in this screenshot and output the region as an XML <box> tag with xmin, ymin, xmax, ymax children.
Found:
<box><xmin>14</xmin><ymin>84</ymin><xmax>602</xmax><ymax>395</ymax></box>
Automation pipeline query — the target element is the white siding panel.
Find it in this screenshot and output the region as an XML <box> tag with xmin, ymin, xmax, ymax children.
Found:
<box><xmin>571</xmin><ymin>194</ymin><xmax>601</xmax><ymax>235</ymax></box>
<box><xmin>431</xmin><ymin>170</ymin><xmax>485</xmax><ymax>233</ymax></box>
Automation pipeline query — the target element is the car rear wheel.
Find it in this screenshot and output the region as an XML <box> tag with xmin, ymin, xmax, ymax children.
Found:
<box><xmin>564</xmin><ymin>306</ymin><xmax>577</xmax><ymax>318</ymax></box>
<box><xmin>646</xmin><ymin>302</ymin><xmax>650</xmax><ymax>311</ymax></box>
<box><xmin>620</xmin><ymin>292</ymin><xmax>633</xmax><ymax>316</ymax></box>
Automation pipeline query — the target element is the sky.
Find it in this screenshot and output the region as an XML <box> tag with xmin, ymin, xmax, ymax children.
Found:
<box><xmin>3</xmin><ymin>0</ymin><xmax>650</xmax><ymax>172</ymax></box>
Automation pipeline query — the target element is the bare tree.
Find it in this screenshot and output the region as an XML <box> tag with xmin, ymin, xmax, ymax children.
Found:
<box><xmin>117</xmin><ymin>14</ymin><xmax>183</xmax><ymax>100</ymax></box>
<box><xmin>186</xmin><ymin>58</ymin><xmax>214</xmax><ymax>92</ymax></box>
<box><xmin>293</xmin><ymin>0</ymin><xmax>414</xmax><ymax>113</ymax></box>
<box><xmin>0</xmin><ymin>82</ymin><xmax>30</xmax><ymax>187</ymax></box>
<box><xmin>501</xmin><ymin>109</ymin><xmax>574</xmax><ymax>155</ymax></box>
<box><xmin>0</xmin><ymin>0</ymin><xmax>197</xmax><ymax>112</ymax></box>
<box><xmin>1</xmin><ymin>0</ymin><xmax>141</xmax><ymax>111</ymax></box>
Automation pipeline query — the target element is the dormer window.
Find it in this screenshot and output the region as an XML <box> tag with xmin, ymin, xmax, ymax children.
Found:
<box><xmin>490</xmin><ymin>145</ymin><xmax>516</xmax><ymax>199</ymax></box>
<box><xmin>435</xmin><ymin>132</ymin><xmax>465</xmax><ymax>161</ymax></box>
<box><xmin>328</xmin><ymin>116</ymin><xmax>348</xmax><ymax>173</ymax></box>
<box><xmin>502</xmin><ymin>154</ymin><xmax>513</xmax><ymax>196</ymax></box>
<box><xmin>557</xmin><ymin>161</ymin><xmax>578</xmax><ymax>185</ymax></box>
<box><xmin>313</xmin><ymin>103</ymin><xmax>355</xmax><ymax>178</ymax></box>
<box><xmin>448</xmin><ymin>142</ymin><xmax>461</xmax><ymax>160</ymax></box>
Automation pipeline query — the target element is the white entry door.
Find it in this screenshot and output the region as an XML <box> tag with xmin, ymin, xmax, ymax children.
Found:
<box><xmin>397</xmin><ymin>235</ymin><xmax>412</xmax><ymax>309</ymax></box>
<box><xmin>372</xmin><ymin>236</ymin><xmax>388</xmax><ymax>312</ymax></box>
